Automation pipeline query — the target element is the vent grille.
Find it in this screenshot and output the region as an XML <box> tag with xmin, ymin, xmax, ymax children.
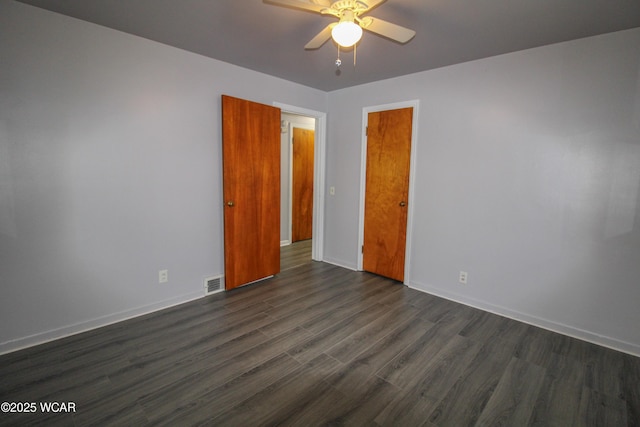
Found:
<box><xmin>204</xmin><ymin>275</ymin><xmax>224</xmax><ymax>295</ymax></box>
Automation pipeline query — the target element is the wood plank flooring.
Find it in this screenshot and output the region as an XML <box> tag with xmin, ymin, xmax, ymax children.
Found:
<box><xmin>1</xmin><ymin>243</ymin><xmax>639</xmax><ymax>426</ymax></box>
<box><xmin>280</xmin><ymin>239</ymin><xmax>312</xmax><ymax>271</ymax></box>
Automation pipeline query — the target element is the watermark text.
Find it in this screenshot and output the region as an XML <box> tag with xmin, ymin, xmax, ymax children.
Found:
<box><xmin>1</xmin><ymin>401</ymin><xmax>76</xmax><ymax>413</ymax></box>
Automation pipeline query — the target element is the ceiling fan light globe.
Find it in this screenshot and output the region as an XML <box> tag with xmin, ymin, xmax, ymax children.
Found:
<box><xmin>331</xmin><ymin>21</ymin><xmax>363</xmax><ymax>47</ymax></box>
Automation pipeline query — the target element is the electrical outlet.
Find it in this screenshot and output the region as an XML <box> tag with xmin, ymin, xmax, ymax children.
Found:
<box><xmin>459</xmin><ymin>271</ymin><xmax>468</xmax><ymax>284</ymax></box>
<box><xmin>159</xmin><ymin>269</ymin><xmax>168</xmax><ymax>284</ymax></box>
<box><xmin>329</xmin><ymin>186</ymin><xmax>335</xmax><ymax>196</ymax></box>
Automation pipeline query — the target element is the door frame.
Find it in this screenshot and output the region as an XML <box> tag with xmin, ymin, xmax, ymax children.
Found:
<box><xmin>357</xmin><ymin>100</ymin><xmax>420</xmax><ymax>284</ymax></box>
<box><xmin>274</xmin><ymin>102</ymin><xmax>326</xmax><ymax>262</ymax></box>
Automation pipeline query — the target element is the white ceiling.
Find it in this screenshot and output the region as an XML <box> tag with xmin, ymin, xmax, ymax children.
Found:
<box><xmin>15</xmin><ymin>0</ymin><xmax>640</xmax><ymax>91</ymax></box>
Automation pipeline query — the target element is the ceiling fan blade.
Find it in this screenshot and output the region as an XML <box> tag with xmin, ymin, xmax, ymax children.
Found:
<box><xmin>305</xmin><ymin>23</ymin><xmax>335</xmax><ymax>49</ymax></box>
<box><xmin>362</xmin><ymin>17</ymin><xmax>416</xmax><ymax>43</ymax></box>
<box><xmin>263</xmin><ymin>0</ymin><xmax>326</xmax><ymax>13</ymax></box>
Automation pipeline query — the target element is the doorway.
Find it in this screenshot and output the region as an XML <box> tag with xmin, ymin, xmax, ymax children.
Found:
<box><xmin>357</xmin><ymin>101</ymin><xmax>419</xmax><ymax>284</ymax></box>
<box><xmin>280</xmin><ymin>113</ymin><xmax>315</xmax><ymax>246</ymax></box>
<box><xmin>221</xmin><ymin>97</ymin><xmax>326</xmax><ymax>289</ymax></box>
<box><xmin>276</xmin><ymin>103</ymin><xmax>326</xmax><ymax>265</ymax></box>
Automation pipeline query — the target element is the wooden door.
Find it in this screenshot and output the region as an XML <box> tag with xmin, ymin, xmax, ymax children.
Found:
<box><xmin>292</xmin><ymin>127</ymin><xmax>314</xmax><ymax>242</ymax></box>
<box><xmin>362</xmin><ymin>107</ymin><xmax>413</xmax><ymax>282</ymax></box>
<box><xmin>222</xmin><ymin>95</ymin><xmax>280</xmax><ymax>290</ymax></box>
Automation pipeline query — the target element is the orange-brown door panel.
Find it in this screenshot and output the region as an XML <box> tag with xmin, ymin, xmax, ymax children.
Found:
<box><xmin>362</xmin><ymin>107</ymin><xmax>413</xmax><ymax>282</ymax></box>
<box><xmin>222</xmin><ymin>95</ymin><xmax>280</xmax><ymax>290</ymax></box>
<box><xmin>292</xmin><ymin>127</ymin><xmax>314</xmax><ymax>242</ymax></box>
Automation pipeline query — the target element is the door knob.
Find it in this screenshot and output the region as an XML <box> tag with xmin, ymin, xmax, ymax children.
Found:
<box><xmin>399</xmin><ymin>201</ymin><xmax>406</xmax><ymax>207</ymax></box>
<box><xmin>227</xmin><ymin>201</ymin><xmax>235</xmax><ymax>207</ymax></box>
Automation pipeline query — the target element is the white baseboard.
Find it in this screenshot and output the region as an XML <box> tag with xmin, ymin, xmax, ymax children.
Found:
<box><xmin>408</xmin><ymin>280</ymin><xmax>640</xmax><ymax>357</ymax></box>
<box><xmin>0</xmin><ymin>290</ymin><xmax>204</xmax><ymax>356</ymax></box>
<box><xmin>280</xmin><ymin>240</ymin><xmax>291</xmax><ymax>246</ymax></box>
<box><xmin>8</xmin><ymin>274</ymin><xmax>635</xmax><ymax>358</ymax></box>
<box><xmin>322</xmin><ymin>257</ymin><xmax>358</xmax><ymax>271</ymax></box>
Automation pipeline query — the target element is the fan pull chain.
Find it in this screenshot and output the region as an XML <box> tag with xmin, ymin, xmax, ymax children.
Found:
<box><xmin>354</xmin><ymin>43</ymin><xmax>357</xmax><ymax>66</ymax></box>
<box><xmin>335</xmin><ymin>44</ymin><xmax>357</xmax><ymax>68</ymax></box>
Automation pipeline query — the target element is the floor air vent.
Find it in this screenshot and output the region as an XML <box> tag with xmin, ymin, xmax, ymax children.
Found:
<box><xmin>204</xmin><ymin>275</ymin><xmax>224</xmax><ymax>295</ymax></box>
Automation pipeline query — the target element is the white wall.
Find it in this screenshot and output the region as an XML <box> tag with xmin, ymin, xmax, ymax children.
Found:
<box><xmin>325</xmin><ymin>28</ymin><xmax>640</xmax><ymax>355</ymax></box>
<box><xmin>2</xmin><ymin>0</ymin><xmax>639</xmax><ymax>357</ymax></box>
<box><xmin>0</xmin><ymin>1</ymin><xmax>326</xmax><ymax>353</ymax></box>
<box><xmin>280</xmin><ymin>113</ymin><xmax>315</xmax><ymax>244</ymax></box>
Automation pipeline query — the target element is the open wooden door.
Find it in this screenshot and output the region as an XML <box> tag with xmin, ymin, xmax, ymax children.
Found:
<box><xmin>222</xmin><ymin>95</ymin><xmax>280</xmax><ymax>290</ymax></box>
<box><xmin>362</xmin><ymin>107</ymin><xmax>413</xmax><ymax>282</ymax></box>
<box><xmin>292</xmin><ymin>127</ymin><xmax>314</xmax><ymax>242</ymax></box>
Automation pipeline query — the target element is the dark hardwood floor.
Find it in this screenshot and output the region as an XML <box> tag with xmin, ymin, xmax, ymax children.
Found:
<box><xmin>280</xmin><ymin>239</ymin><xmax>312</xmax><ymax>272</ymax></box>
<box><xmin>1</xmin><ymin>242</ymin><xmax>639</xmax><ymax>426</ymax></box>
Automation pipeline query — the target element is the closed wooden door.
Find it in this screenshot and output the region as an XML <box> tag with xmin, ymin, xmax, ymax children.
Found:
<box><xmin>222</xmin><ymin>95</ymin><xmax>280</xmax><ymax>290</ymax></box>
<box><xmin>292</xmin><ymin>127</ymin><xmax>314</xmax><ymax>242</ymax></box>
<box><xmin>363</xmin><ymin>107</ymin><xmax>413</xmax><ymax>282</ymax></box>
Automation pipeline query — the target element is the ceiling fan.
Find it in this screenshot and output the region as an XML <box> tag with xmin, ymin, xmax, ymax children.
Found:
<box><xmin>264</xmin><ymin>0</ymin><xmax>416</xmax><ymax>49</ymax></box>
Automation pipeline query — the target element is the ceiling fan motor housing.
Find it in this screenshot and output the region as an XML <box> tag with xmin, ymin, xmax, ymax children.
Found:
<box><xmin>326</xmin><ymin>1</ymin><xmax>370</xmax><ymax>17</ymax></box>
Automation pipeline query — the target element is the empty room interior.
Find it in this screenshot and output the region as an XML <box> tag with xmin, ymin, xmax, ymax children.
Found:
<box><xmin>1</xmin><ymin>0</ymin><xmax>640</xmax><ymax>425</ymax></box>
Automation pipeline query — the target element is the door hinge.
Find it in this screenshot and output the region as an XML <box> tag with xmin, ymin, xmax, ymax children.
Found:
<box><xmin>362</xmin><ymin>245</ymin><xmax>364</xmax><ymax>253</ymax></box>
<box><xmin>366</xmin><ymin>126</ymin><xmax>368</xmax><ymax>136</ymax></box>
